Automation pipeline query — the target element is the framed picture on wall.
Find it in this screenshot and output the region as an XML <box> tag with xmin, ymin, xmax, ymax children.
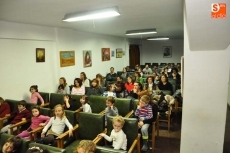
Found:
<box><xmin>116</xmin><ymin>48</ymin><xmax>123</xmax><ymax>58</ymax></box>
<box><xmin>60</xmin><ymin>51</ymin><xmax>75</xmax><ymax>67</ymax></box>
<box><xmin>83</xmin><ymin>50</ymin><xmax>92</xmax><ymax>67</ymax></box>
<box><xmin>36</xmin><ymin>48</ymin><xmax>45</xmax><ymax>62</ymax></box>
<box><xmin>101</xmin><ymin>48</ymin><xmax>110</xmax><ymax>61</ymax></box>
<box><xmin>163</xmin><ymin>46</ymin><xmax>172</xmax><ymax>58</ymax></box>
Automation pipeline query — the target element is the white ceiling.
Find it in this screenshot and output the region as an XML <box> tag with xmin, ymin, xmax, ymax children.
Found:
<box><xmin>0</xmin><ymin>0</ymin><xmax>184</xmax><ymax>39</ymax></box>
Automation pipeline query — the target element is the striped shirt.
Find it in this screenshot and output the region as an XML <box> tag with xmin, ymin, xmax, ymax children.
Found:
<box><xmin>134</xmin><ymin>104</ymin><xmax>153</xmax><ymax>120</ymax></box>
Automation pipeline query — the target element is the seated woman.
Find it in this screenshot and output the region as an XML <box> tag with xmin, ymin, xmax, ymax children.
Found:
<box><xmin>57</xmin><ymin>77</ymin><xmax>69</xmax><ymax>94</ymax></box>
<box><xmin>120</xmin><ymin>67</ymin><xmax>128</xmax><ymax>80</ymax></box>
<box><xmin>87</xmin><ymin>78</ymin><xmax>104</xmax><ymax>96</ymax></box>
<box><xmin>128</xmin><ymin>82</ymin><xmax>144</xmax><ymax>99</ymax></box>
<box><xmin>114</xmin><ymin>81</ymin><xmax>126</xmax><ymax>98</ymax></box>
<box><xmin>134</xmin><ymin>72</ymin><xmax>144</xmax><ymax>84</ymax></box>
<box><xmin>169</xmin><ymin>67</ymin><xmax>181</xmax><ymax>89</ymax></box>
<box><xmin>137</xmin><ymin>67</ymin><xmax>143</xmax><ymax>77</ymax></box>
<box><xmin>144</xmin><ymin>76</ymin><xmax>158</xmax><ymax>95</ymax></box>
<box><xmin>96</xmin><ymin>73</ymin><xmax>106</xmax><ymax>88</ymax></box>
<box><xmin>124</xmin><ymin>76</ymin><xmax>134</xmax><ymax>94</ymax></box>
<box><xmin>80</xmin><ymin>72</ymin><xmax>90</xmax><ymax>87</ymax></box>
<box><xmin>103</xmin><ymin>84</ymin><xmax>116</xmax><ymax>98</ymax></box>
<box><xmin>71</xmin><ymin>78</ymin><xmax>85</xmax><ymax>95</ymax></box>
<box><xmin>157</xmin><ymin>74</ymin><xmax>173</xmax><ymax>95</ymax></box>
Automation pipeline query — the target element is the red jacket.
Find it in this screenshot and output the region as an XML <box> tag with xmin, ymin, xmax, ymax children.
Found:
<box><xmin>0</xmin><ymin>102</ymin><xmax>11</xmax><ymax>118</ymax></box>
<box><xmin>10</xmin><ymin>109</ymin><xmax>31</xmax><ymax>124</ymax></box>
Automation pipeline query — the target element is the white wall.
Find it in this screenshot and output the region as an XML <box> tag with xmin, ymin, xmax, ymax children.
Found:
<box><xmin>180</xmin><ymin>5</ymin><xmax>230</xmax><ymax>153</ymax></box>
<box><xmin>141</xmin><ymin>39</ymin><xmax>183</xmax><ymax>65</ymax></box>
<box><xmin>56</xmin><ymin>28</ymin><xmax>129</xmax><ymax>85</ymax></box>
<box><xmin>128</xmin><ymin>38</ymin><xmax>184</xmax><ymax>65</ymax></box>
<box><xmin>0</xmin><ymin>21</ymin><xmax>128</xmax><ymax>101</ymax></box>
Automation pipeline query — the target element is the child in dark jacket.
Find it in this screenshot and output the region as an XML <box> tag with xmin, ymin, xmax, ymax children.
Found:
<box><xmin>0</xmin><ymin>100</ymin><xmax>31</xmax><ymax>134</ymax></box>
<box><xmin>0</xmin><ymin>97</ymin><xmax>10</xmax><ymax>118</ymax></box>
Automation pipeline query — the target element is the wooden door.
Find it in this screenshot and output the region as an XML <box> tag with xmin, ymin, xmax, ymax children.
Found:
<box><xmin>129</xmin><ymin>45</ymin><xmax>140</xmax><ymax>69</ymax></box>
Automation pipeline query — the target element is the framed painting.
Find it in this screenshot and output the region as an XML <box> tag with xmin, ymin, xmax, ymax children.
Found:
<box><xmin>60</xmin><ymin>51</ymin><xmax>75</xmax><ymax>67</ymax></box>
<box><xmin>36</xmin><ymin>48</ymin><xmax>45</xmax><ymax>62</ymax></box>
<box><xmin>111</xmin><ymin>50</ymin><xmax>115</xmax><ymax>57</ymax></box>
<box><xmin>116</xmin><ymin>48</ymin><xmax>123</xmax><ymax>58</ymax></box>
<box><xmin>101</xmin><ymin>48</ymin><xmax>110</xmax><ymax>61</ymax></box>
<box><xmin>163</xmin><ymin>46</ymin><xmax>172</xmax><ymax>58</ymax></box>
<box><xmin>83</xmin><ymin>50</ymin><xmax>92</xmax><ymax>67</ymax></box>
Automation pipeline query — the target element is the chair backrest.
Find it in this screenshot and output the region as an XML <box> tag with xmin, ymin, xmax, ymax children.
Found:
<box><xmin>49</xmin><ymin>93</ymin><xmax>65</xmax><ymax>109</ymax></box>
<box><xmin>29</xmin><ymin>142</ymin><xmax>66</xmax><ymax>153</ymax></box>
<box><xmin>65</xmin><ymin>110</ymin><xmax>77</xmax><ymax>126</ymax></box>
<box><xmin>168</xmin><ymin>78</ymin><xmax>177</xmax><ymax>94</ymax></box>
<box><xmin>89</xmin><ymin>95</ymin><xmax>106</xmax><ymax>113</ymax></box>
<box><xmin>96</xmin><ymin>146</ymin><xmax>126</xmax><ymax>153</ymax></box>
<box><xmin>85</xmin><ymin>87</ymin><xmax>90</xmax><ymax>95</ymax></box>
<box><xmin>78</xmin><ymin>112</ymin><xmax>105</xmax><ymax>140</ymax></box>
<box><xmin>5</xmin><ymin>99</ymin><xmax>19</xmax><ymax>112</ymax></box>
<box><xmin>70</xmin><ymin>94</ymin><xmax>82</xmax><ymax>110</ymax></box>
<box><xmin>114</xmin><ymin>98</ymin><xmax>132</xmax><ymax>117</ymax></box>
<box><xmin>40</xmin><ymin>107</ymin><xmax>52</xmax><ymax>116</ymax></box>
<box><xmin>107</xmin><ymin>116</ymin><xmax>138</xmax><ymax>149</ymax></box>
<box><xmin>161</xmin><ymin>90</ymin><xmax>172</xmax><ymax>96</ymax></box>
<box><xmin>0</xmin><ymin>133</ymin><xmax>30</xmax><ymax>153</ymax></box>
<box><xmin>38</xmin><ymin>92</ymin><xmax>50</xmax><ymax>103</ymax></box>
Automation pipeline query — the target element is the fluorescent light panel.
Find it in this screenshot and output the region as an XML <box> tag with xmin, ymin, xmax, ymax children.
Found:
<box><xmin>125</xmin><ymin>29</ymin><xmax>157</xmax><ymax>35</ymax></box>
<box><xmin>63</xmin><ymin>7</ymin><xmax>120</xmax><ymax>22</ymax></box>
<box><xmin>147</xmin><ymin>37</ymin><xmax>169</xmax><ymax>40</ymax></box>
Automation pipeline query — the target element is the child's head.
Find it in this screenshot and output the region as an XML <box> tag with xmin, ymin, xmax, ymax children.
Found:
<box><xmin>30</xmin><ymin>85</ymin><xmax>38</xmax><ymax>93</ymax></box>
<box><xmin>75</xmin><ymin>140</ymin><xmax>96</xmax><ymax>153</ymax></box>
<box><xmin>0</xmin><ymin>97</ymin><xmax>4</xmax><ymax>105</ymax></box>
<box><xmin>80</xmin><ymin>95</ymin><xmax>89</xmax><ymax>105</ymax></box>
<box><xmin>106</xmin><ymin>84</ymin><xmax>115</xmax><ymax>92</ymax></box>
<box><xmin>139</xmin><ymin>95</ymin><xmax>150</xmax><ymax>108</ymax></box>
<box><xmin>58</xmin><ymin>84</ymin><xmax>65</xmax><ymax>90</ymax></box>
<box><xmin>64</xmin><ymin>94</ymin><xmax>71</xmax><ymax>102</ymax></box>
<box><xmin>106</xmin><ymin>96</ymin><xmax>115</xmax><ymax>108</ymax></box>
<box><xmin>112</xmin><ymin>116</ymin><xmax>125</xmax><ymax>133</ymax></box>
<box><xmin>18</xmin><ymin>100</ymin><xmax>27</xmax><ymax>111</ymax></box>
<box><xmin>59</xmin><ymin>77</ymin><xmax>67</xmax><ymax>86</ymax></box>
<box><xmin>53</xmin><ymin>104</ymin><xmax>65</xmax><ymax>119</ymax></box>
<box><xmin>31</xmin><ymin>106</ymin><xmax>40</xmax><ymax>117</ymax></box>
<box><xmin>26</xmin><ymin>146</ymin><xmax>47</xmax><ymax>153</ymax></box>
<box><xmin>2</xmin><ymin>136</ymin><xmax>22</xmax><ymax>153</ymax></box>
<box><xmin>90</xmin><ymin>79</ymin><xmax>98</xmax><ymax>87</ymax></box>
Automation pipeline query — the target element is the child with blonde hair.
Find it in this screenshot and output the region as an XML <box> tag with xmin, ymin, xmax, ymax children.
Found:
<box><xmin>99</xmin><ymin>116</ymin><xmax>127</xmax><ymax>150</ymax></box>
<box><xmin>134</xmin><ymin>95</ymin><xmax>153</xmax><ymax>151</ymax></box>
<box><xmin>75</xmin><ymin>140</ymin><xmax>96</xmax><ymax>153</ymax></box>
<box><xmin>41</xmin><ymin>104</ymin><xmax>73</xmax><ymax>145</ymax></box>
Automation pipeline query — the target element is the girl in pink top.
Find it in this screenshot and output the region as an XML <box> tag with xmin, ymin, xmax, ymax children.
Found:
<box><xmin>18</xmin><ymin>106</ymin><xmax>50</xmax><ymax>140</ymax></box>
<box><xmin>29</xmin><ymin>85</ymin><xmax>44</xmax><ymax>105</ymax></box>
<box><xmin>71</xmin><ymin>78</ymin><xmax>85</xmax><ymax>95</ymax></box>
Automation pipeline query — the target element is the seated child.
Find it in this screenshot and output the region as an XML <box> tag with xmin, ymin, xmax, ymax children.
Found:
<box><xmin>99</xmin><ymin>116</ymin><xmax>127</xmax><ymax>150</ymax></box>
<box><xmin>41</xmin><ymin>104</ymin><xmax>73</xmax><ymax>145</ymax></box>
<box><xmin>134</xmin><ymin>95</ymin><xmax>153</xmax><ymax>151</ymax></box>
<box><xmin>1</xmin><ymin>136</ymin><xmax>22</xmax><ymax>153</ymax></box>
<box><xmin>103</xmin><ymin>84</ymin><xmax>116</xmax><ymax>97</ymax></box>
<box><xmin>29</xmin><ymin>85</ymin><xmax>44</xmax><ymax>105</ymax></box>
<box><xmin>105</xmin><ymin>96</ymin><xmax>118</xmax><ymax>126</ymax></box>
<box><xmin>75</xmin><ymin>140</ymin><xmax>96</xmax><ymax>153</ymax></box>
<box><xmin>80</xmin><ymin>95</ymin><xmax>92</xmax><ymax>113</ymax></box>
<box><xmin>0</xmin><ymin>100</ymin><xmax>31</xmax><ymax>134</ymax></box>
<box><xmin>26</xmin><ymin>146</ymin><xmax>47</xmax><ymax>153</ymax></box>
<box><xmin>0</xmin><ymin>97</ymin><xmax>10</xmax><ymax>124</ymax></box>
<box><xmin>17</xmin><ymin>106</ymin><xmax>50</xmax><ymax>140</ymax></box>
<box><xmin>63</xmin><ymin>94</ymin><xmax>74</xmax><ymax>110</ymax></box>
